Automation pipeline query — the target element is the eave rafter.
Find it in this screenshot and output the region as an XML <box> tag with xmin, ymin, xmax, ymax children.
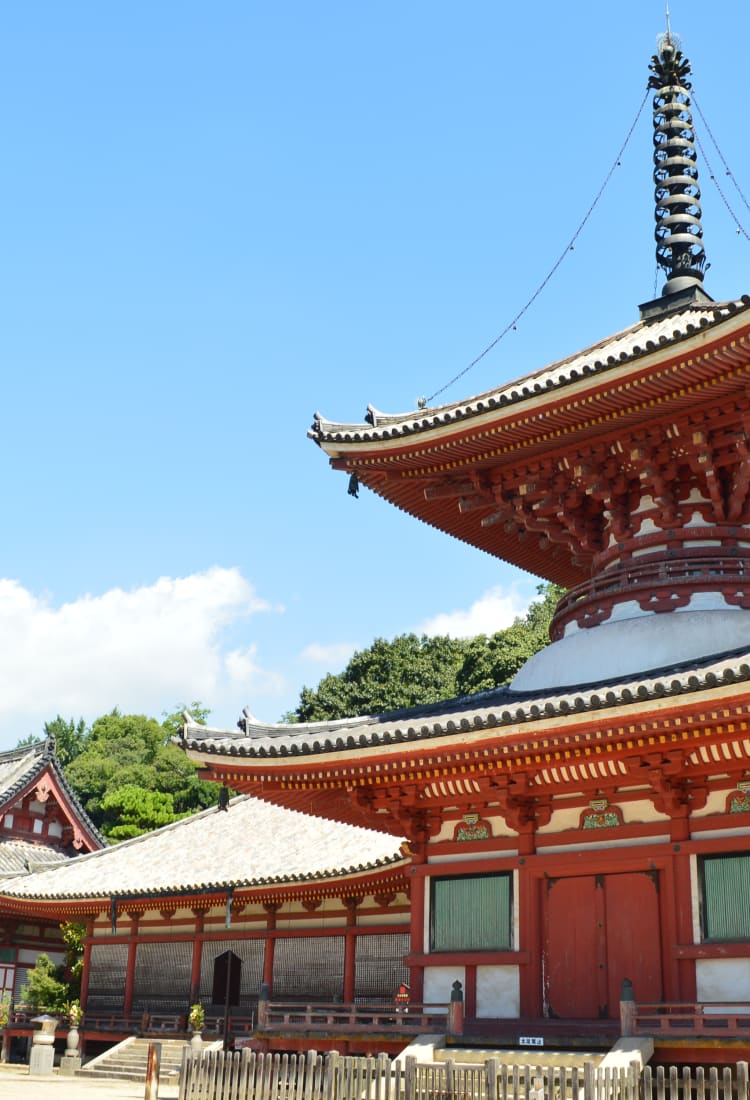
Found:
<box><xmin>200</xmin><ymin>694</ymin><xmax>750</xmax><ymax>833</ymax></box>
<box><xmin>329</xmin><ymin>342</ymin><xmax>750</xmax><ymax>587</ymax></box>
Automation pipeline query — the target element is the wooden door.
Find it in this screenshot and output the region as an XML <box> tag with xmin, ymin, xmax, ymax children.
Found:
<box><xmin>544</xmin><ymin>871</ymin><xmax>662</xmax><ymax>1019</ymax></box>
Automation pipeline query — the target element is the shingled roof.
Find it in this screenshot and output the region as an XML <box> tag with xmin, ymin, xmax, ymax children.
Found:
<box><xmin>0</xmin><ymin>795</ymin><xmax>405</xmax><ymax>901</ymax></box>
<box><xmin>180</xmin><ymin>642</ymin><xmax>750</xmax><ymax>760</ymax></box>
<box><xmin>310</xmin><ymin>297</ymin><xmax>750</xmax><ymax>445</ymax></box>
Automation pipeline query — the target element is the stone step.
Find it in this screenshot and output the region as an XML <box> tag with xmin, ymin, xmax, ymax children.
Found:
<box><xmin>77</xmin><ymin>1037</ymin><xmax>188</xmax><ymax>1081</ymax></box>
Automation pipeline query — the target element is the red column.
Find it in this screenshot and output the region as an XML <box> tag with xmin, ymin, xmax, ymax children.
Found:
<box><xmin>190</xmin><ymin>910</ymin><xmax>205</xmax><ymax>1003</ymax></box>
<box><xmin>409</xmin><ymin>863</ymin><xmax>426</xmax><ymax>1003</ymax></box>
<box><xmin>79</xmin><ymin>920</ymin><xmax>95</xmax><ymax>1013</ymax></box>
<box><xmin>123</xmin><ymin>913</ymin><xmax>141</xmax><ymax>1018</ymax></box>
<box><xmin>262</xmin><ymin>903</ymin><xmax>280</xmax><ymax>994</ymax></box>
<box><xmin>343</xmin><ymin>898</ymin><xmax>362</xmax><ymax>1002</ymax></box>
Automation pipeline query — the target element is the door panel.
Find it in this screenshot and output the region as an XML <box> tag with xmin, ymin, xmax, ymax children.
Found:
<box><xmin>544</xmin><ymin>871</ymin><xmax>662</xmax><ymax>1020</ymax></box>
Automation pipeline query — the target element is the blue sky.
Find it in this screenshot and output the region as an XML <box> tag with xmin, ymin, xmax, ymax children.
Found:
<box><xmin>0</xmin><ymin>2</ymin><xmax>748</xmax><ymax>749</ymax></box>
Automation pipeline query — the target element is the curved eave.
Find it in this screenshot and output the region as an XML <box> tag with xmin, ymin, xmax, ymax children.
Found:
<box><xmin>0</xmin><ymin>859</ymin><xmax>410</xmax><ymax>914</ymax></box>
<box><xmin>311</xmin><ymin>301</ymin><xmax>750</xmax><ymax>587</ymax></box>
<box><xmin>182</xmin><ymin>647</ymin><xmax>750</xmax><ymax>787</ymax></box>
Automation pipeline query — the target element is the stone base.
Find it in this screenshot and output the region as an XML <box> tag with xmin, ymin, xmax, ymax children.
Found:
<box><xmin>60</xmin><ymin>1054</ymin><xmax>82</xmax><ymax>1075</ymax></box>
<box><xmin>29</xmin><ymin>1045</ymin><xmax>55</xmax><ymax>1076</ymax></box>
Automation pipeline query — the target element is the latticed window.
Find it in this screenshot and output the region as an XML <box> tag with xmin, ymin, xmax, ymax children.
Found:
<box><xmin>354</xmin><ymin>933</ymin><xmax>410</xmax><ymax>1002</ymax></box>
<box><xmin>199</xmin><ymin>939</ymin><xmax>264</xmax><ymax>1008</ymax></box>
<box><xmin>88</xmin><ymin>944</ymin><xmax>129</xmax><ymax>1011</ymax></box>
<box><xmin>701</xmin><ymin>854</ymin><xmax>750</xmax><ymax>940</ymax></box>
<box><xmin>430</xmin><ymin>873</ymin><xmax>512</xmax><ymax>951</ymax></box>
<box><xmin>132</xmin><ymin>941</ymin><xmax>193</xmax><ymax>1013</ymax></box>
<box><xmin>272</xmin><ymin>936</ymin><xmax>345</xmax><ymax>1001</ymax></box>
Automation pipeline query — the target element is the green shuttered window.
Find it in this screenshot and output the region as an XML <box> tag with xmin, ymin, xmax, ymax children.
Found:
<box><xmin>701</xmin><ymin>854</ymin><xmax>750</xmax><ymax>940</ymax></box>
<box><xmin>431</xmin><ymin>873</ymin><xmax>512</xmax><ymax>952</ymax></box>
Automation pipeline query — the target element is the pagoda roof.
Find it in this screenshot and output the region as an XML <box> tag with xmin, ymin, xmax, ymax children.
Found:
<box><xmin>310</xmin><ymin>297</ymin><xmax>750</xmax><ymax>586</ymax></box>
<box><xmin>0</xmin><ymin>739</ymin><xmax>105</xmax><ymax>852</ymax></box>
<box><xmin>182</xmin><ymin>642</ymin><xmax>750</xmax><ymax>762</ymax></box>
<box><xmin>0</xmin><ymin>794</ymin><xmax>405</xmax><ymax>903</ymax></box>
<box><xmin>177</xmin><ymin>643</ymin><xmax>750</xmax><ymax>832</ymax></box>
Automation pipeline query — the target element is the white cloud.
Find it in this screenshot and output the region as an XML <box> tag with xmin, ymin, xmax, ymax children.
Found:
<box><xmin>418</xmin><ymin>585</ymin><xmax>532</xmax><ymax>638</ymax></box>
<box><xmin>0</xmin><ymin>568</ymin><xmax>279</xmax><ymax>749</ymax></box>
<box><xmin>300</xmin><ymin>641</ymin><xmax>357</xmax><ymax>666</ymax></box>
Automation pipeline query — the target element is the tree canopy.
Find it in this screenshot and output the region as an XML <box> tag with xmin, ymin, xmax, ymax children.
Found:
<box><xmin>292</xmin><ymin>584</ymin><xmax>563</xmax><ymax>722</ymax></box>
<box><xmin>14</xmin><ymin>703</ymin><xmax>218</xmax><ymax>842</ymax></box>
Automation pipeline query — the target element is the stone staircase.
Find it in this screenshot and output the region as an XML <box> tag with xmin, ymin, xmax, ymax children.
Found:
<box><xmin>76</xmin><ymin>1036</ymin><xmax>190</xmax><ymax>1082</ymax></box>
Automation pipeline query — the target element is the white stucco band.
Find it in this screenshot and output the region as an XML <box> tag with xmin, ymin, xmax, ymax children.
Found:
<box><xmin>512</xmin><ymin>608</ymin><xmax>750</xmax><ymax>692</ymax></box>
<box><xmin>696</xmin><ymin>958</ymin><xmax>750</xmax><ymax>1003</ymax></box>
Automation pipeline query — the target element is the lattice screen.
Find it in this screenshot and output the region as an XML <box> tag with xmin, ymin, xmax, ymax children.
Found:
<box><xmin>87</xmin><ymin>943</ymin><xmax>129</xmax><ymax>1012</ymax></box>
<box><xmin>272</xmin><ymin>936</ymin><xmax>345</xmax><ymax>1001</ymax></box>
<box><xmin>199</xmin><ymin>939</ymin><xmax>264</xmax><ymax>1008</ymax></box>
<box><xmin>354</xmin><ymin>932</ymin><xmax>410</xmax><ymax>1003</ymax></box>
<box><xmin>132</xmin><ymin>940</ymin><xmax>193</xmax><ymax>1014</ymax></box>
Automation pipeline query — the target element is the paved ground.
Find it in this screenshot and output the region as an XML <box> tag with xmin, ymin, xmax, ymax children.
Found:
<box><xmin>0</xmin><ymin>1064</ymin><xmax>179</xmax><ymax>1098</ymax></box>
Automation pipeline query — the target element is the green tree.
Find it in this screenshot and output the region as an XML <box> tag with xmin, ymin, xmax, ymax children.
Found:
<box><xmin>64</xmin><ymin>707</ymin><xmax>218</xmax><ymax>837</ymax></box>
<box><xmin>15</xmin><ymin>733</ymin><xmax>42</xmax><ymax>750</ymax></box>
<box><xmin>60</xmin><ymin>922</ymin><xmax>85</xmax><ymax>1001</ymax></box>
<box><xmin>19</xmin><ymin>954</ymin><xmax>69</xmax><ymax>1011</ymax></box>
<box><xmin>456</xmin><ymin>584</ymin><xmax>564</xmax><ymax>694</ymax></box>
<box><xmin>294</xmin><ymin>633</ymin><xmax>473</xmax><ymax>722</ymax></box>
<box><xmin>100</xmin><ymin>784</ymin><xmax>184</xmax><ymax>840</ymax></box>
<box><xmin>44</xmin><ymin>715</ymin><xmax>88</xmax><ymax>766</ymax></box>
<box><xmin>291</xmin><ymin>584</ymin><xmax>563</xmax><ymax>722</ymax></box>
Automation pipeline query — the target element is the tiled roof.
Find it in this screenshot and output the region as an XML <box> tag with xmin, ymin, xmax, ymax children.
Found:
<box><xmin>0</xmin><ymin>738</ymin><xmax>105</xmax><ymax>849</ymax></box>
<box><xmin>0</xmin><ymin>795</ymin><xmax>405</xmax><ymax>900</ymax></box>
<box><xmin>0</xmin><ymin>840</ymin><xmax>67</xmax><ymax>879</ymax></box>
<box><xmin>180</xmin><ymin>643</ymin><xmax>750</xmax><ymax>759</ymax></box>
<box><xmin>310</xmin><ymin>297</ymin><xmax>750</xmax><ymax>444</ymax></box>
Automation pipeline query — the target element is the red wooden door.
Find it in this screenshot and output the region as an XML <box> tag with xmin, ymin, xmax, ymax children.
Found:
<box><xmin>544</xmin><ymin>871</ymin><xmax>662</xmax><ymax>1019</ymax></box>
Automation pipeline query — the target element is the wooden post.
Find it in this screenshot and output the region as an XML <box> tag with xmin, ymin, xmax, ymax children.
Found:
<box><xmin>583</xmin><ymin>1059</ymin><xmax>595</xmax><ymax>1100</ymax></box>
<box><xmin>447</xmin><ymin>980</ymin><xmax>464</xmax><ymax>1037</ymax></box>
<box><xmin>620</xmin><ymin>977</ymin><xmax>635</xmax><ymax>1038</ymax></box>
<box><xmin>403</xmin><ymin>1055</ymin><xmax>417</xmax><ymax>1100</ymax></box>
<box><xmin>144</xmin><ymin>1041</ymin><xmax>161</xmax><ymax>1100</ymax></box>
<box><xmin>257</xmin><ymin>982</ymin><xmax>270</xmax><ymax>1028</ymax></box>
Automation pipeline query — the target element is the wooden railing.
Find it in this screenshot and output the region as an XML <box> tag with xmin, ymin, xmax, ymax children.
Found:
<box><xmin>632</xmin><ymin>1002</ymin><xmax>750</xmax><ymax>1037</ymax></box>
<box><xmin>257</xmin><ymin>1000</ymin><xmax>450</xmax><ymax>1033</ymax></box>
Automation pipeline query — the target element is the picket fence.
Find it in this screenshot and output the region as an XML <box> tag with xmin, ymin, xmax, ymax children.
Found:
<box><xmin>178</xmin><ymin>1049</ymin><xmax>750</xmax><ymax>1100</ymax></box>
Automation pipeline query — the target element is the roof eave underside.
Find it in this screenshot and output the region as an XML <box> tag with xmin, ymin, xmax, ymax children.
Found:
<box><xmin>312</xmin><ymin>302</ymin><xmax>750</xmax><ymax>587</ymax></box>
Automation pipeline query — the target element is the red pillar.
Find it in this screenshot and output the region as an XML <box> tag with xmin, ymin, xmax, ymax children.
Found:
<box><xmin>79</xmin><ymin>920</ymin><xmax>95</xmax><ymax>1013</ymax></box>
<box><xmin>263</xmin><ymin>903</ymin><xmax>280</xmax><ymax>994</ymax></box>
<box><xmin>343</xmin><ymin>898</ymin><xmax>362</xmax><ymax>1002</ymax></box>
<box><xmin>409</xmin><ymin>862</ymin><xmax>426</xmax><ymax>1003</ymax></box>
<box><xmin>190</xmin><ymin>910</ymin><xmax>205</xmax><ymax>1003</ymax></box>
<box><xmin>123</xmin><ymin>914</ymin><xmax>140</xmax><ymax>1018</ymax></box>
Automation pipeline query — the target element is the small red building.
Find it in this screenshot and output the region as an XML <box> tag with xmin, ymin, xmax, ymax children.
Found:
<box><xmin>0</xmin><ymin>739</ymin><xmax>103</xmax><ymax>1006</ymax></box>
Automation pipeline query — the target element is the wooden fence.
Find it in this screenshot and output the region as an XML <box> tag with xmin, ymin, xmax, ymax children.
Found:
<box><xmin>179</xmin><ymin>1049</ymin><xmax>648</xmax><ymax>1100</ymax></box>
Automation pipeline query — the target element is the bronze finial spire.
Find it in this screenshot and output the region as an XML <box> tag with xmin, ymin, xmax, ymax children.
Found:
<box><xmin>648</xmin><ymin>15</ymin><xmax>707</xmax><ymax>297</ymax></box>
